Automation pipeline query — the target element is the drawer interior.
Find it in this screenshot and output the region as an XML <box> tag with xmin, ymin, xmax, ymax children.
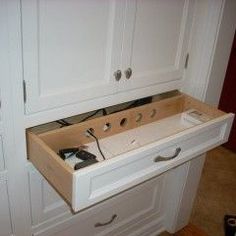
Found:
<box><xmin>27</xmin><ymin>92</ymin><xmax>228</xmax><ymax>204</ymax></box>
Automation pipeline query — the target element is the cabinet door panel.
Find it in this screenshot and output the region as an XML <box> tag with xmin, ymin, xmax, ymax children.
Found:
<box><xmin>22</xmin><ymin>0</ymin><xmax>125</xmax><ymax>113</ymax></box>
<box><xmin>0</xmin><ymin>180</ymin><xmax>12</xmax><ymax>236</ymax></box>
<box><xmin>0</xmin><ymin>136</ymin><xmax>4</xmax><ymax>171</ymax></box>
<box><xmin>28</xmin><ymin>168</ymin><xmax>70</xmax><ymax>226</ymax></box>
<box><xmin>120</xmin><ymin>0</ymin><xmax>194</xmax><ymax>91</ymax></box>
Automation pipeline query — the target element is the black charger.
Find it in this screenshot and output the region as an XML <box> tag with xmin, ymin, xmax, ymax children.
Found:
<box><xmin>74</xmin><ymin>150</ymin><xmax>98</xmax><ymax>170</ymax></box>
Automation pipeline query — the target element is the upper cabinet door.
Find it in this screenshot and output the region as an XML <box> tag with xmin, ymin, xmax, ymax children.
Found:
<box><xmin>119</xmin><ymin>0</ymin><xmax>194</xmax><ymax>92</ymax></box>
<box><xmin>22</xmin><ymin>0</ymin><xmax>125</xmax><ymax>114</ymax></box>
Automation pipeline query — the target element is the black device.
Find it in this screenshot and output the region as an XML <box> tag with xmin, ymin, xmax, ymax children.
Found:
<box><xmin>74</xmin><ymin>150</ymin><xmax>98</xmax><ymax>170</ymax></box>
<box><xmin>58</xmin><ymin>148</ymin><xmax>98</xmax><ymax>170</ymax></box>
<box><xmin>76</xmin><ymin>150</ymin><xmax>97</xmax><ymax>160</ymax></box>
<box><xmin>58</xmin><ymin>148</ymin><xmax>79</xmax><ymax>160</ymax></box>
<box><xmin>224</xmin><ymin>215</ymin><xmax>236</xmax><ymax>236</ymax></box>
<box><xmin>74</xmin><ymin>158</ymin><xmax>98</xmax><ymax>170</ymax></box>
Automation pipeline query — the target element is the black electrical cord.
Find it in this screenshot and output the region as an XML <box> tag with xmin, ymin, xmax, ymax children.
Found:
<box><xmin>56</xmin><ymin>119</ymin><xmax>72</xmax><ymax>127</ymax></box>
<box><xmin>86</xmin><ymin>129</ymin><xmax>106</xmax><ymax>160</ymax></box>
<box><xmin>80</xmin><ymin>108</ymin><xmax>107</xmax><ymax>123</ymax></box>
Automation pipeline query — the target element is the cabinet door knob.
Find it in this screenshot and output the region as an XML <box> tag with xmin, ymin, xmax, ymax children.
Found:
<box><xmin>94</xmin><ymin>214</ymin><xmax>117</xmax><ymax>227</ymax></box>
<box><xmin>154</xmin><ymin>147</ymin><xmax>181</xmax><ymax>162</ymax></box>
<box><xmin>124</xmin><ymin>68</ymin><xmax>132</xmax><ymax>79</ymax></box>
<box><xmin>114</xmin><ymin>70</ymin><xmax>122</xmax><ymax>81</ymax></box>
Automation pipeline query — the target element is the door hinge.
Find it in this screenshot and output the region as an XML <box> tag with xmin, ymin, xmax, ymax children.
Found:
<box><xmin>23</xmin><ymin>80</ymin><xmax>27</xmax><ymax>103</ymax></box>
<box><xmin>185</xmin><ymin>53</ymin><xmax>189</xmax><ymax>69</ymax></box>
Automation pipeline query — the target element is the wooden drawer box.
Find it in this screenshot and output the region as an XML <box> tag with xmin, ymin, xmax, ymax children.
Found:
<box><xmin>27</xmin><ymin>93</ymin><xmax>234</xmax><ymax>212</ymax></box>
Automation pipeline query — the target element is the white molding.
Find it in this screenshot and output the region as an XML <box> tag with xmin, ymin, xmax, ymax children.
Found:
<box><xmin>0</xmin><ymin>0</ymin><xmax>32</xmax><ymax>235</ymax></box>
<box><xmin>182</xmin><ymin>0</ymin><xmax>225</xmax><ymax>101</ymax></box>
<box><xmin>204</xmin><ymin>0</ymin><xmax>236</xmax><ymax>106</ymax></box>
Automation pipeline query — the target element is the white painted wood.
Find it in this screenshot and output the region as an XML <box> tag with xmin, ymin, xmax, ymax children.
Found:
<box><xmin>175</xmin><ymin>155</ymin><xmax>205</xmax><ymax>232</ymax></box>
<box><xmin>181</xmin><ymin>0</ymin><xmax>235</xmax><ymax>105</ymax></box>
<box><xmin>162</xmin><ymin>161</ymin><xmax>190</xmax><ymax>233</ymax></box>
<box><xmin>21</xmin><ymin>0</ymin><xmax>125</xmax><ymax>114</ymax></box>
<box><xmin>0</xmin><ymin>0</ymin><xmax>235</xmax><ymax>235</ymax></box>
<box><xmin>24</xmin><ymin>80</ymin><xmax>181</xmax><ymax>128</ymax></box>
<box><xmin>33</xmin><ymin>175</ymin><xmax>164</xmax><ymax>236</ymax></box>
<box><xmin>0</xmin><ymin>180</ymin><xmax>13</xmax><ymax>236</ymax></box>
<box><xmin>162</xmin><ymin>155</ymin><xmax>206</xmax><ymax>233</ymax></box>
<box><xmin>204</xmin><ymin>0</ymin><xmax>236</xmax><ymax>105</ymax></box>
<box><xmin>21</xmin><ymin>0</ymin><xmax>195</xmax><ymax>116</ymax></box>
<box><xmin>72</xmin><ymin>112</ymin><xmax>233</xmax><ymax>211</ymax></box>
<box><xmin>0</xmin><ymin>136</ymin><xmax>4</xmax><ymax>171</ymax></box>
<box><xmin>0</xmin><ymin>90</ymin><xmax>2</xmax><ymax>122</ymax></box>
<box><xmin>119</xmin><ymin>0</ymin><xmax>194</xmax><ymax>92</ymax></box>
<box><xmin>0</xmin><ymin>1</ymin><xmax>32</xmax><ymax>235</ymax></box>
<box><xmin>28</xmin><ymin>168</ymin><xmax>70</xmax><ymax>227</ymax></box>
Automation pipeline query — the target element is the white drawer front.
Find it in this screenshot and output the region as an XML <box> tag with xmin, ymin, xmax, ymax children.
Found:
<box><xmin>72</xmin><ymin>115</ymin><xmax>233</xmax><ymax>211</ymax></box>
<box><xmin>34</xmin><ymin>176</ymin><xmax>164</xmax><ymax>236</ymax></box>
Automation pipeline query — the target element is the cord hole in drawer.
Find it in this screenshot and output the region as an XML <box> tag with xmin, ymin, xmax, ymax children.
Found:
<box><xmin>85</xmin><ymin>128</ymin><xmax>95</xmax><ymax>137</ymax></box>
<box><xmin>135</xmin><ymin>113</ymin><xmax>143</xmax><ymax>123</ymax></box>
<box><xmin>103</xmin><ymin>123</ymin><xmax>111</xmax><ymax>132</ymax></box>
<box><xmin>120</xmin><ymin>118</ymin><xmax>128</xmax><ymax>127</ymax></box>
<box><xmin>150</xmin><ymin>109</ymin><xmax>157</xmax><ymax>118</ymax></box>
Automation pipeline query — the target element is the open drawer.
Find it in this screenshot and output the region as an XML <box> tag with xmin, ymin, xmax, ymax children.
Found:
<box><xmin>27</xmin><ymin>93</ymin><xmax>234</xmax><ymax>212</ymax></box>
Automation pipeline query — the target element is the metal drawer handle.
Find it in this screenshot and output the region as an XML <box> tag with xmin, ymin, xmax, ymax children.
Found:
<box><xmin>154</xmin><ymin>147</ymin><xmax>181</xmax><ymax>162</ymax></box>
<box><xmin>94</xmin><ymin>214</ymin><xmax>117</xmax><ymax>227</ymax></box>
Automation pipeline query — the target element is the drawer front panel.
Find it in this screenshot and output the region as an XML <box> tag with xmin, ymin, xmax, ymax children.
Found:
<box><xmin>34</xmin><ymin>176</ymin><xmax>164</xmax><ymax>236</ymax></box>
<box><xmin>73</xmin><ymin>116</ymin><xmax>232</xmax><ymax>211</ymax></box>
<box><xmin>0</xmin><ymin>136</ymin><xmax>5</xmax><ymax>171</ymax></box>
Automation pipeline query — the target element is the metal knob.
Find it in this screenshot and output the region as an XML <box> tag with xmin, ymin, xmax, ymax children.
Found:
<box><xmin>114</xmin><ymin>70</ymin><xmax>122</xmax><ymax>81</ymax></box>
<box><xmin>124</xmin><ymin>68</ymin><xmax>132</xmax><ymax>79</ymax></box>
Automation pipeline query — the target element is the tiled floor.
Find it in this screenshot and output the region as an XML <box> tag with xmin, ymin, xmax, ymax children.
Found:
<box><xmin>190</xmin><ymin>146</ymin><xmax>236</xmax><ymax>236</ymax></box>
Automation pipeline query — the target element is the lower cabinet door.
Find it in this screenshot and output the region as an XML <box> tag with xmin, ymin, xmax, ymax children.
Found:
<box><xmin>33</xmin><ymin>175</ymin><xmax>165</xmax><ymax>236</ymax></box>
<box><xmin>0</xmin><ymin>179</ymin><xmax>13</xmax><ymax>236</ymax></box>
<box><xmin>28</xmin><ymin>168</ymin><xmax>70</xmax><ymax>227</ymax></box>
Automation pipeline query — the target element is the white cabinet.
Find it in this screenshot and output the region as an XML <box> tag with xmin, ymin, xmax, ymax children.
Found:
<box><xmin>21</xmin><ymin>0</ymin><xmax>194</xmax><ymax>114</ymax></box>
<box><xmin>119</xmin><ymin>0</ymin><xmax>194</xmax><ymax>92</ymax></box>
<box><xmin>0</xmin><ymin>137</ymin><xmax>4</xmax><ymax>171</ymax></box>
<box><xmin>32</xmin><ymin>174</ymin><xmax>165</xmax><ymax>236</ymax></box>
<box><xmin>0</xmin><ymin>180</ymin><xmax>13</xmax><ymax>236</ymax></box>
<box><xmin>21</xmin><ymin>0</ymin><xmax>125</xmax><ymax>113</ymax></box>
<box><xmin>28</xmin><ymin>168</ymin><xmax>70</xmax><ymax>227</ymax></box>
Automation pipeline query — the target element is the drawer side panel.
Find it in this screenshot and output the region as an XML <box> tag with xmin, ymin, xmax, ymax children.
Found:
<box><xmin>27</xmin><ymin>132</ymin><xmax>73</xmax><ymax>203</ymax></box>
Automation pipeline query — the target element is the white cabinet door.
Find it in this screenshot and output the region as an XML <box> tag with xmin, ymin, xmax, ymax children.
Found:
<box><xmin>0</xmin><ymin>180</ymin><xmax>12</xmax><ymax>236</ymax></box>
<box><xmin>0</xmin><ymin>136</ymin><xmax>4</xmax><ymax>171</ymax></box>
<box><xmin>22</xmin><ymin>0</ymin><xmax>125</xmax><ymax>114</ymax></box>
<box><xmin>119</xmin><ymin>0</ymin><xmax>194</xmax><ymax>92</ymax></box>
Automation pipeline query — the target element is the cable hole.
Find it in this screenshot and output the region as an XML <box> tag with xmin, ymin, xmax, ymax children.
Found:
<box><xmin>120</xmin><ymin>118</ymin><xmax>128</xmax><ymax>127</ymax></box>
<box><xmin>150</xmin><ymin>109</ymin><xmax>156</xmax><ymax>118</ymax></box>
<box><xmin>85</xmin><ymin>128</ymin><xmax>94</xmax><ymax>137</ymax></box>
<box><xmin>103</xmin><ymin>123</ymin><xmax>111</xmax><ymax>132</ymax></box>
<box><xmin>135</xmin><ymin>113</ymin><xmax>142</xmax><ymax>122</ymax></box>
